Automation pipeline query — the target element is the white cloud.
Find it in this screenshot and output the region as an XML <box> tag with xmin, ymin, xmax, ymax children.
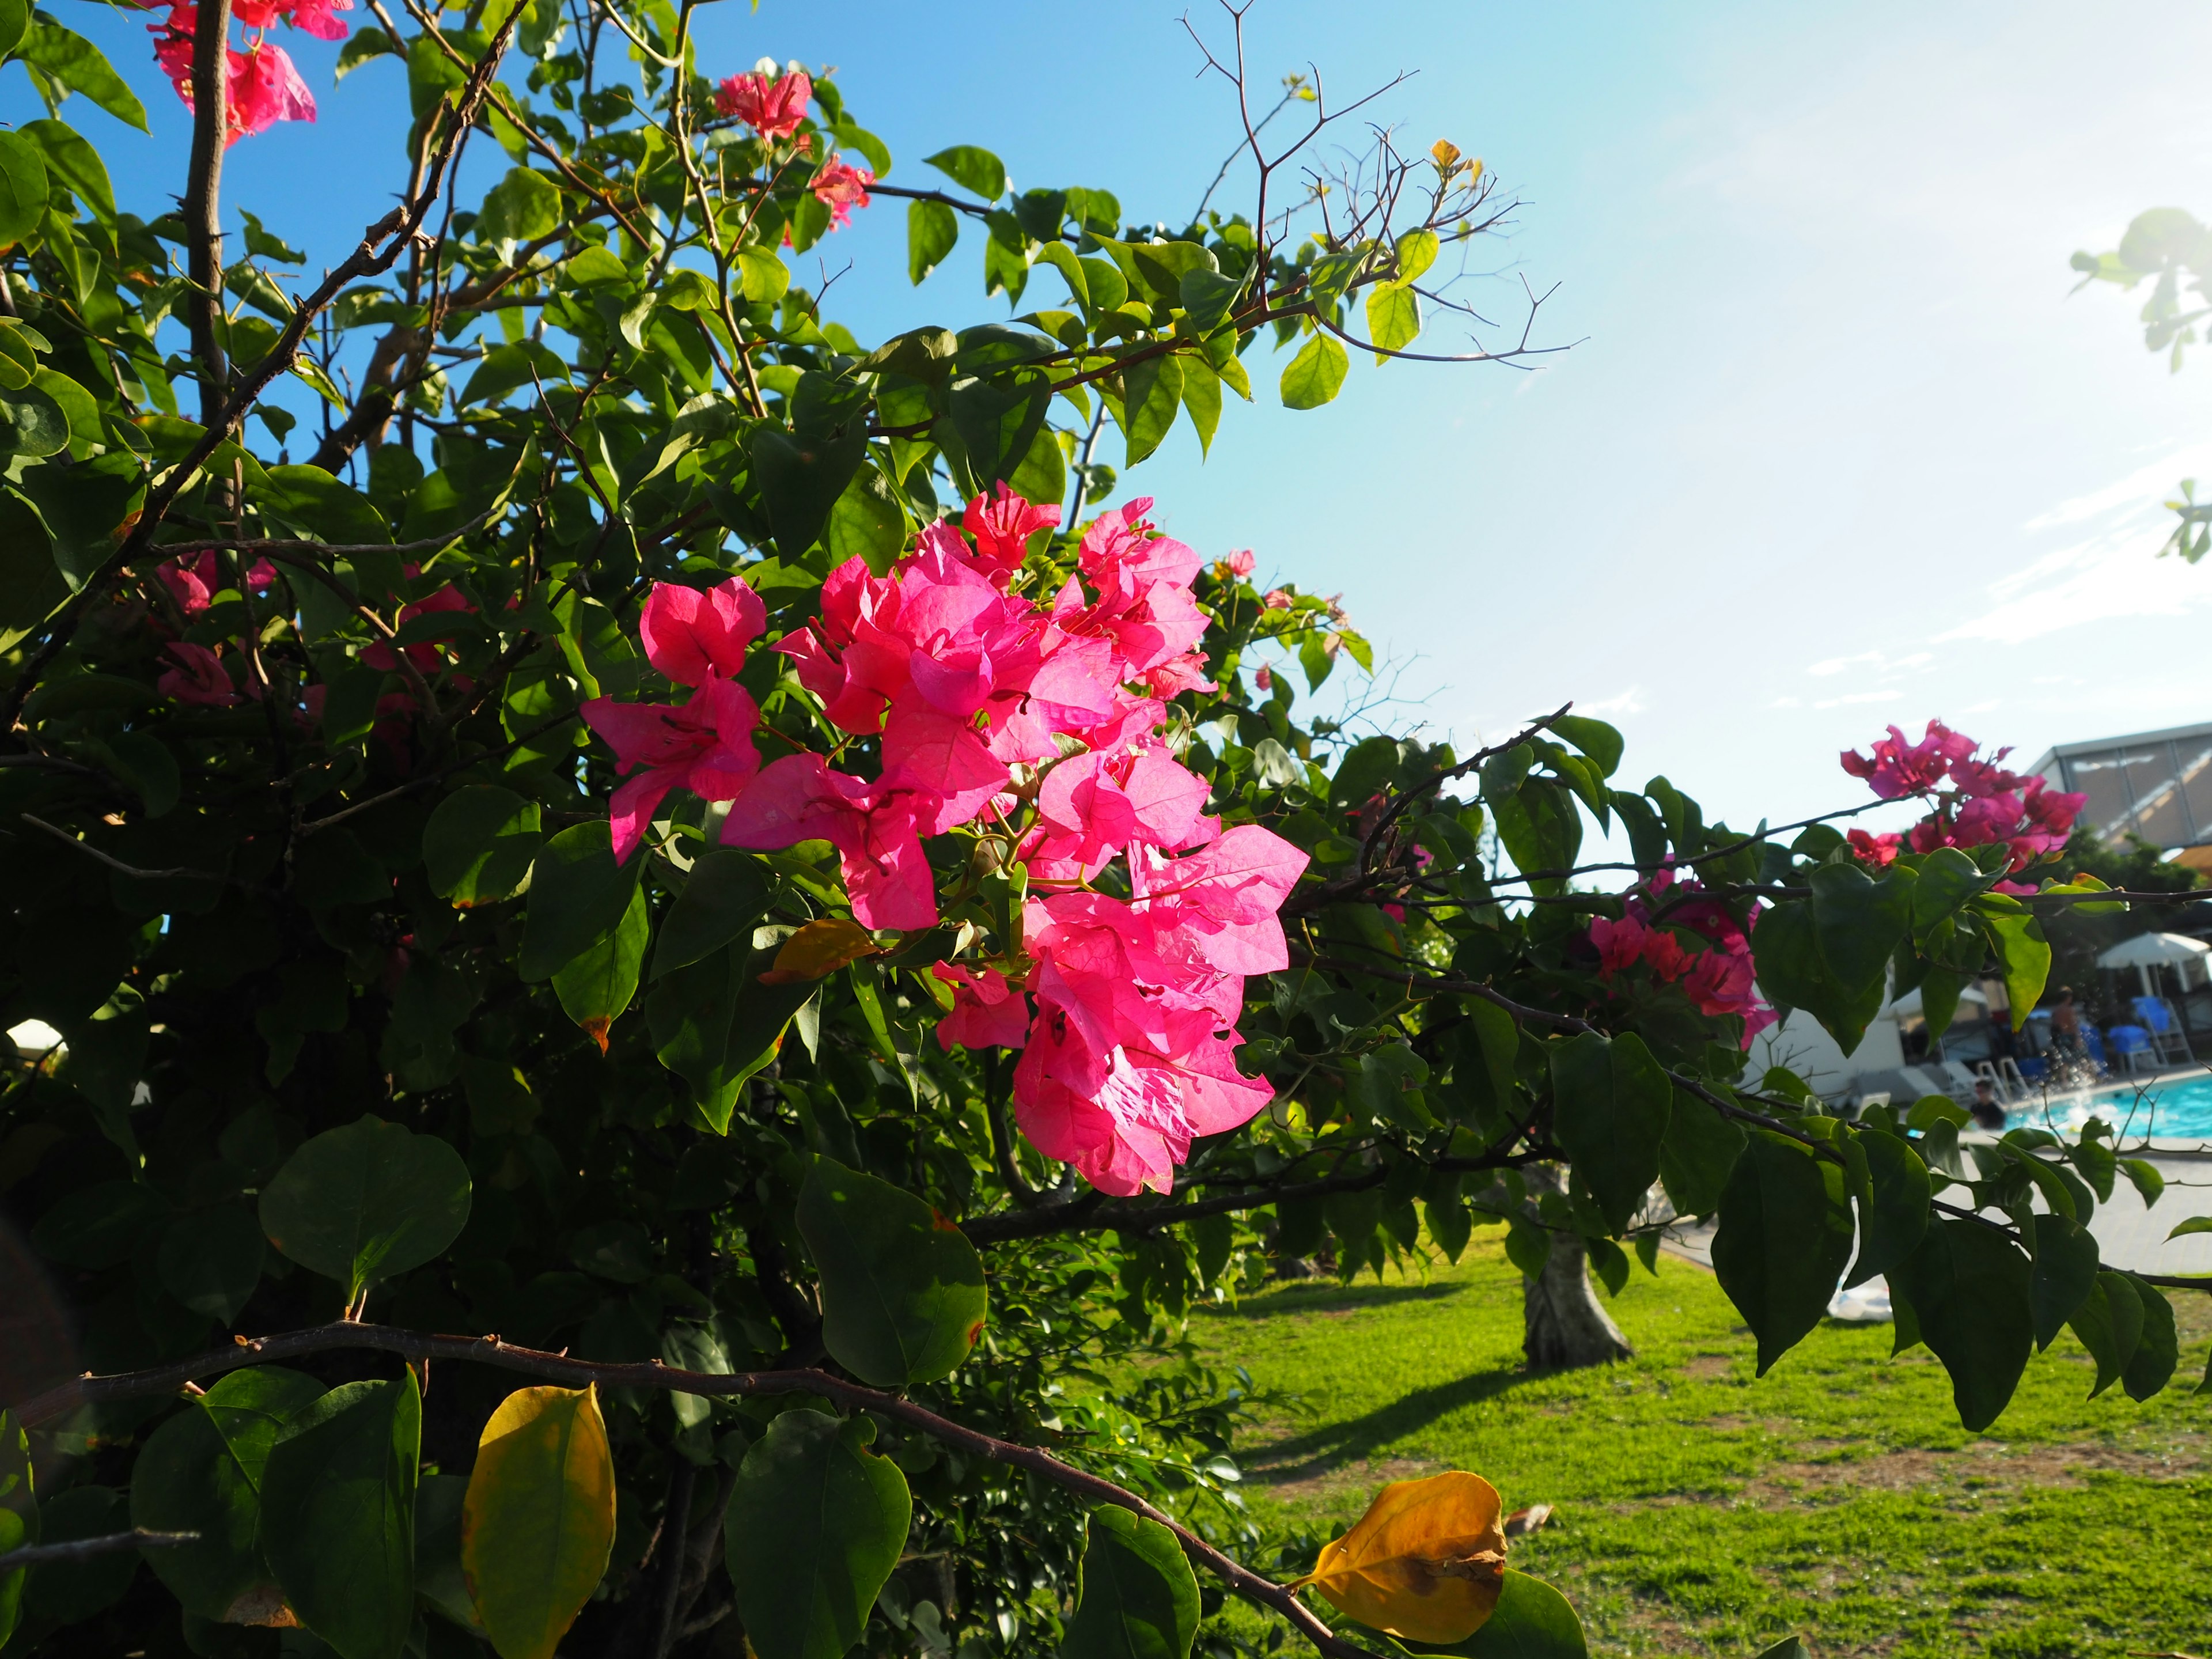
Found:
<box><xmin>1807</xmin><ymin>649</ymin><xmax>1934</xmax><ymax>679</ymax></box>
<box><xmin>2021</xmin><ymin>440</ymin><xmax>2212</xmax><ymax>531</ymax></box>
<box><xmin>1813</xmin><ymin>690</ymin><xmax>1902</xmax><ymax>709</ymax></box>
<box><xmin>1578</xmin><ymin>685</ymin><xmax>1648</xmax><ymax>717</ymax></box>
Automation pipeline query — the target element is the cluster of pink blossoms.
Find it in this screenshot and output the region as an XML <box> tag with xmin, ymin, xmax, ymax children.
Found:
<box><xmin>711</xmin><ymin>65</ymin><xmax>873</xmax><ymax>229</ymax></box>
<box><xmin>1588</xmin><ymin>868</ymin><xmax>1774</xmax><ymax>1045</ymax></box>
<box><xmin>149</xmin><ymin>0</ymin><xmax>345</xmax><ymax>143</ymax></box>
<box><xmin>579</xmin><ymin>490</ymin><xmax>1307</xmax><ymax>1196</ymax></box>
<box><xmin>1840</xmin><ymin>721</ymin><xmax>2085</xmax><ymax>876</ymax></box>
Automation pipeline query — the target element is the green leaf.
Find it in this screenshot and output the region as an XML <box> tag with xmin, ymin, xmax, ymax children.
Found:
<box><xmin>1441</xmin><ymin>1570</ymin><xmax>1590</xmax><ymax>1659</ymax></box>
<box><xmin>1279</xmin><ymin>332</ymin><xmax>1349</xmax><ymax>410</ymax></box>
<box><xmin>1179</xmin><ymin>267</ymin><xmax>1244</xmax><ymax>337</ymax></box>
<box><xmin>423</xmin><ymin>784</ymin><xmax>543</xmax><ymax>906</ymax></box>
<box><xmin>15</xmin><ymin>21</ymin><xmax>145</xmax><ymax>130</ymax></box>
<box><xmin>1118</xmin><ymin>353</ymin><xmax>1184</xmax><ymax>467</ymax></box>
<box><xmin>1395</xmin><ymin>228</ymin><xmax>1441</xmax><ymax>284</ymax></box>
<box><xmin>797</xmin><ymin>1155</ymin><xmax>988</xmax><ymax>1385</ymax></box>
<box><xmin>1365</xmin><ymin>282</ymin><xmax>1421</xmax><ymax>358</ymax></box>
<box><xmin>22</xmin><ymin>119</ymin><xmax>112</xmax><ymax>221</ymax></box>
<box><xmin>751</xmin><ymin>421</ymin><xmax>868</xmax><ymax>559</ymax></box>
<box><xmin>924</xmin><ymin>145</ymin><xmax>1006</xmax><ymax>200</ymax></box>
<box><xmin>2122</xmin><ymin>1276</ymin><xmax>2178</xmax><ymax>1400</ymax></box>
<box><xmin>0</xmin><ymin>382</ymin><xmax>67</xmax><ymax>459</ymax></box>
<box><xmin>0</xmin><ymin>132</ymin><xmax>46</xmax><ymax>247</ymax></box>
<box><xmin>1976</xmin><ymin>901</ymin><xmax>2051</xmax><ymax>1028</ymax></box>
<box><xmin>724</xmin><ymin>1410</ymin><xmax>911</xmax><ymax>1659</ymax></box>
<box><xmin>737</xmin><ymin>243</ymin><xmax>790</xmax><ymax>304</ymax></box>
<box><xmin>1657</xmin><ymin>1089</ymin><xmax>1746</xmax><ymax>1218</ymax></box>
<box><xmin>1711</xmin><ymin>1131</ymin><xmax>1854</xmax><ymax>1375</ymax></box>
<box><xmin>647</xmin><ymin>943</ymin><xmax>816</xmax><ymax>1127</ymax></box>
<box><xmin>520</xmin><ymin>820</ymin><xmax>643</xmax><ymax>981</ymax></box>
<box><xmin>1547</xmin><ymin>1031</ymin><xmax>1671</xmax><ymax>1230</ymax></box>
<box><xmin>653</xmin><ymin>849</ymin><xmax>772</xmax><ymax>977</ymax></box>
<box><xmin>1180</xmin><ymin>357</ymin><xmax>1223</xmax><ymax>459</ymax></box>
<box><xmin>552</xmin><ymin>884</ymin><xmax>647</xmax><ymax>1051</ymax></box>
<box><xmin>2167</xmin><ymin>1213</ymin><xmax>2212</xmax><ymax>1240</ymax></box>
<box><xmin>476</xmin><ymin>165</ymin><xmax>562</xmax><ymax>249</ymax></box>
<box><xmin>1808</xmin><ymin>862</ymin><xmax>1916</xmax><ymax>1002</ymax></box>
<box><xmin>334</xmin><ymin>25</ymin><xmax>397</xmax><ymax>79</ymax></box>
<box><xmin>2120</xmin><ymin>1157</ymin><xmax>2165</xmax><ymax>1208</ymax></box>
<box><xmin>25</xmin><ymin>1485</ymin><xmax>134</xmax><ymax>1624</ymax></box>
<box><xmin>261</xmin><ymin>1375</ymin><xmax>421</xmax><ymax>1659</ymax></box>
<box><xmin>825</xmin><ymin>461</ymin><xmax>910</xmax><ymax>577</ymax></box>
<box><xmin>257</xmin><ymin>1117</ymin><xmax>472</xmax><ymax>1301</ymax></box>
<box><xmin>1843</xmin><ymin>1126</ymin><xmax>1928</xmax><ymax>1288</ymax></box>
<box><xmin>1546</xmin><ymin>715</ymin><xmax>1623</xmax><ymax>778</ymax></box>
<box><xmin>907</xmin><ymin>197</ymin><xmax>958</xmax><ymax>285</ymax></box>
<box><xmin>157</xmin><ymin>1205</ymin><xmax>264</xmax><ymax>1323</ymax></box>
<box><xmin>461</xmin><ymin>1384</ymin><xmax>616</xmax><ymax>1659</ymax></box>
<box><xmin>0</xmin><ymin>0</ymin><xmax>29</xmax><ymax>57</ymax></box>
<box><xmin>1749</xmin><ymin>898</ymin><xmax>1883</xmax><ymax>1054</ymax></box>
<box><xmin>1887</xmin><ymin>1219</ymin><xmax>2033</xmax><ymax>1431</ymax></box>
<box><xmin>2027</xmin><ymin>1214</ymin><xmax>2100</xmax><ymax>1351</ymax></box>
<box><xmin>2067</xmin><ymin>1270</ymin><xmax>2143</xmax><ymax>1399</ymax></box>
<box><xmin>31</xmin><ymin>1177</ymin><xmax>171</xmax><ymax>1267</ymax></box>
<box><xmin>0</xmin><ymin>1411</ymin><xmax>36</xmax><ymax>1650</ymax></box>
<box><xmin>1060</xmin><ymin>1505</ymin><xmax>1201</xmax><ymax>1659</ymax></box>
<box><xmin>131</xmin><ymin>1367</ymin><xmax>326</xmax><ymax>1622</ymax></box>
<box><xmin>1751</xmin><ymin>1643</ymin><xmax>1807</xmax><ymax>1659</ymax></box>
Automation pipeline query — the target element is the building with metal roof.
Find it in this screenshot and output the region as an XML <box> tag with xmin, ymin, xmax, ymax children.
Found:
<box><xmin>2028</xmin><ymin>719</ymin><xmax>2212</xmax><ymax>870</ymax></box>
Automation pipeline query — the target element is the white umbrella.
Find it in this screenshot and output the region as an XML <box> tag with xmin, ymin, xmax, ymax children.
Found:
<box><xmin>1891</xmin><ymin>983</ymin><xmax>1990</xmax><ymax>1018</ymax></box>
<box><xmin>2096</xmin><ymin>931</ymin><xmax>2212</xmax><ymax>997</ymax></box>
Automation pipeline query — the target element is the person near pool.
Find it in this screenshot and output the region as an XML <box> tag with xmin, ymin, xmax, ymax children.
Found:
<box><xmin>2050</xmin><ymin>986</ymin><xmax>2084</xmax><ymax>1059</ymax></box>
<box><xmin>1971</xmin><ymin>1078</ymin><xmax>2007</xmax><ymax>1130</ymax></box>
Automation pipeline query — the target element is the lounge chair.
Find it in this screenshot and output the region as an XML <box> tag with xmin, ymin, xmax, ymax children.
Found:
<box><xmin>1896</xmin><ymin>1063</ymin><xmax>1972</xmax><ymax>1105</ymax></box>
<box><xmin>2131</xmin><ymin>995</ymin><xmax>2193</xmax><ymax>1065</ymax></box>
<box><xmin>2109</xmin><ymin>1025</ymin><xmax>2154</xmax><ymax>1076</ymax></box>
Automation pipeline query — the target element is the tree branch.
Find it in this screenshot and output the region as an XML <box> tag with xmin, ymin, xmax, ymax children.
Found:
<box><xmin>10</xmin><ymin>1324</ymin><xmax>1376</xmax><ymax>1659</ymax></box>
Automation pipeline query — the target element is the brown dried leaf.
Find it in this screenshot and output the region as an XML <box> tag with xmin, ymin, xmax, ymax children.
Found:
<box><xmin>1294</xmin><ymin>1471</ymin><xmax>1508</xmax><ymax>1644</ymax></box>
<box><xmin>759</xmin><ymin>916</ymin><xmax>881</xmax><ymax>984</ymax></box>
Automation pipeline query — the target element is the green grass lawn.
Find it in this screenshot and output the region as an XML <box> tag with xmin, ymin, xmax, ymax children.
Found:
<box><xmin>1187</xmin><ymin>1236</ymin><xmax>2212</xmax><ymax>1658</ymax></box>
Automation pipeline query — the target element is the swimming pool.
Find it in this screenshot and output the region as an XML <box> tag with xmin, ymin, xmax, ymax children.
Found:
<box><xmin>2019</xmin><ymin>1071</ymin><xmax>2212</xmax><ymax>1145</ymax></box>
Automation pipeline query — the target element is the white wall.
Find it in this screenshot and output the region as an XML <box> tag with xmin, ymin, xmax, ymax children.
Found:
<box><xmin>1745</xmin><ymin>1003</ymin><xmax>1906</xmax><ymax>1099</ymax></box>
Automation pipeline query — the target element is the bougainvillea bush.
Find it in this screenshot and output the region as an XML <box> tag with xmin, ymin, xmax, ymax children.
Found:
<box><xmin>0</xmin><ymin>2</ymin><xmax>2205</xmax><ymax>1656</ymax></box>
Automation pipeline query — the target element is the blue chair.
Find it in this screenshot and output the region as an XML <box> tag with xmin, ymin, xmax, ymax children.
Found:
<box><xmin>2082</xmin><ymin>1027</ymin><xmax>2109</xmax><ymax>1067</ymax></box>
<box><xmin>2018</xmin><ymin>1056</ymin><xmax>2049</xmax><ymax>1082</ymax></box>
<box><xmin>2134</xmin><ymin>996</ymin><xmax>2174</xmax><ymax>1033</ymax></box>
<box><xmin>2110</xmin><ymin>1025</ymin><xmax>2154</xmax><ymax>1075</ymax></box>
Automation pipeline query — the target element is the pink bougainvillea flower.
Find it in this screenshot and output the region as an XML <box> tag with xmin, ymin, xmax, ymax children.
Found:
<box><xmin>225</xmin><ymin>40</ymin><xmax>315</xmax><ymax>141</ymax></box>
<box><xmin>1226</xmin><ymin>548</ymin><xmax>1255</xmax><ymax>577</ymax></box>
<box><xmin>362</xmin><ymin>583</ymin><xmax>472</xmax><ymax>675</ymax></box>
<box><xmin>1846</xmin><ymin>828</ymin><xmax>1903</xmax><ymax>867</ymax></box>
<box><xmin>714</xmin><ymin>67</ymin><xmax>810</xmax><ymax>137</ymax></box>
<box><xmin>1253</xmin><ymin>664</ymin><xmax>1272</xmax><ymax>692</ymax></box>
<box><xmin>932</xmin><ymin>963</ymin><xmax>1031</xmax><ymax>1051</ymax></box>
<box><xmin>283</xmin><ymin>0</ymin><xmax>353</xmax><ymax>40</ymax></box>
<box><xmin>1840</xmin><ymin>719</ymin><xmax>1974</xmax><ymax>800</ymax></box>
<box><xmin>579</xmin><ymin>679</ymin><xmax>762</xmax><ymax>862</ymax></box>
<box><xmin>1262</xmin><ymin>588</ymin><xmax>1291</xmax><ymax>611</ymax></box>
<box><xmin>812</xmin><ymin>158</ymin><xmax>874</xmax><ymax>228</ymax></box>
<box><xmin>722</xmin><ymin>752</ymin><xmax>942</xmax><ymax>931</ymax></box>
<box><xmin>963</xmin><ymin>482</ymin><xmax>1060</xmax><ymax>578</ymax></box>
<box><xmin>158</xmin><ymin>642</ymin><xmax>244</xmax><ymax>706</ymax></box>
<box><xmin>638</xmin><ymin>576</ymin><xmax>764</xmax><ymax>687</ymax></box>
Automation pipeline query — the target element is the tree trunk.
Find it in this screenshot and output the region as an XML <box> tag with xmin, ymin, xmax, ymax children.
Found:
<box><xmin>1519</xmin><ymin>1165</ymin><xmax>1634</xmax><ymax>1370</ymax></box>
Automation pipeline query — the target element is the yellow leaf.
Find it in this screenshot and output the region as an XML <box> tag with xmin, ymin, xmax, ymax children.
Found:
<box><xmin>759</xmin><ymin>916</ymin><xmax>881</xmax><ymax>985</ymax></box>
<box><xmin>1294</xmin><ymin>1472</ymin><xmax>1509</xmax><ymax>1644</ymax></box>
<box><xmin>1430</xmin><ymin>139</ymin><xmax>1461</xmax><ymax>174</ymax></box>
<box><xmin>461</xmin><ymin>1384</ymin><xmax>616</xmax><ymax>1659</ymax></box>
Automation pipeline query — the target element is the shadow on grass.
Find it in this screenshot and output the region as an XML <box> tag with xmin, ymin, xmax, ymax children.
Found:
<box><xmin>1243</xmin><ymin>1363</ymin><xmax>1542</xmax><ymax>1484</ymax></box>
<box><xmin>1204</xmin><ymin>1280</ymin><xmax>1470</xmax><ymax>1321</ymax></box>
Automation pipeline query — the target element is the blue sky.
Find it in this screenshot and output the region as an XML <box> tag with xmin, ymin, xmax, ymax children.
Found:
<box><xmin>17</xmin><ymin>0</ymin><xmax>2212</xmax><ymax>838</ymax></box>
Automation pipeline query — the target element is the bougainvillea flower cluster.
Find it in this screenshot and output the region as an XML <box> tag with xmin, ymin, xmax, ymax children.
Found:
<box><xmin>1589</xmin><ymin>866</ymin><xmax>1774</xmax><ymax>1045</ymax></box>
<box><xmin>581</xmin><ymin>490</ymin><xmax>1305</xmax><ymax>1195</ymax></box>
<box><xmin>1840</xmin><ymin>720</ymin><xmax>2086</xmax><ymax>873</ymax></box>
<box><xmin>149</xmin><ymin>0</ymin><xmax>344</xmax><ymax>143</ymax></box>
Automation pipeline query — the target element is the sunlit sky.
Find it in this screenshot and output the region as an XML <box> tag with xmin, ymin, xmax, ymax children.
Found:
<box><xmin>20</xmin><ymin>0</ymin><xmax>2212</xmax><ymax>837</ymax></box>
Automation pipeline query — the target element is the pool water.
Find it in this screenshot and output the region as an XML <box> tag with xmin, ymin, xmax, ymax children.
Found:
<box><xmin>2021</xmin><ymin>1071</ymin><xmax>2212</xmax><ymax>1145</ymax></box>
